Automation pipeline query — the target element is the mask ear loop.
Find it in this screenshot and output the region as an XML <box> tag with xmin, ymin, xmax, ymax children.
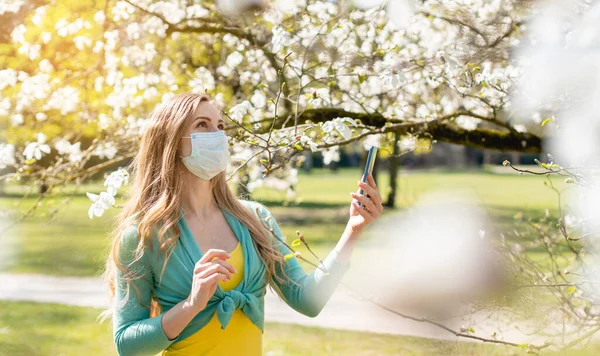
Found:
<box><xmin>179</xmin><ymin>136</ymin><xmax>192</xmax><ymax>160</ymax></box>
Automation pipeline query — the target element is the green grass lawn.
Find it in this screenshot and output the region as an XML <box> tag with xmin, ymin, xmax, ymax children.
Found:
<box><xmin>0</xmin><ymin>169</ymin><xmax>591</xmax><ymax>355</ymax></box>
<box><xmin>0</xmin><ymin>168</ymin><xmax>570</xmax><ymax>277</ymax></box>
<box><xmin>0</xmin><ymin>301</ymin><xmax>527</xmax><ymax>356</ymax></box>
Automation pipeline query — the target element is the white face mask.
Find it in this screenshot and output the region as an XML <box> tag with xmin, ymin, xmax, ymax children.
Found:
<box><xmin>180</xmin><ymin>130</ymin><xmax>230</xmax><ymax>180</ymax></box>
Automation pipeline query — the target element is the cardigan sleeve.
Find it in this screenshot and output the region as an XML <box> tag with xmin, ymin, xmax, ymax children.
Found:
<box><xmin>112</xmin><ymin>224</ymin><xmax>180</xmax><ymax>356</ymax></box>
<box><xmin>254</xmin><ymin>202</ymin><xmax>351</xmax><ymax>318</ymax></box>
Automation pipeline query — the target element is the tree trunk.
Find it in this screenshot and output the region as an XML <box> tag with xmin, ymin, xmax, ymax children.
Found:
<box><xmin>385</xmin><ymin>133</ymin><xmax>400</xmax><ymax>208</ymax></box>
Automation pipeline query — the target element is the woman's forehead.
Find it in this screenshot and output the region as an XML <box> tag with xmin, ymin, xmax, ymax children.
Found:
<box><xmin>191</xmin><ymin>100</ymin><xmax>221</xmax><ymax>119</ymax></box>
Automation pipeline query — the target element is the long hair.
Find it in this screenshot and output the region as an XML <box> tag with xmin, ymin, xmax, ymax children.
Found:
<box><xmin>98</xmin><ymin>93</ymin><xmax>291</xmax><ymax>322</ymax></box>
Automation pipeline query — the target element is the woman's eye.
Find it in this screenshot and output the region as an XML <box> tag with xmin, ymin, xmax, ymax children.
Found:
<box><xmin>218</xmin><ymin>125</ymin><xmax>224</xmax><ymax>130</ymax></box>
<box><xmin>198</xmin><ymin>122</ymin><xmax>207</xmax><ymax>127</ymax></box>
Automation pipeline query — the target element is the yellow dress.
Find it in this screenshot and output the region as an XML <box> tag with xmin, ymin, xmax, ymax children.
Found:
<box><xmin>162</xmin><ymin>242</ymin><xmax>262</xmax><ymax>355</ymax></box>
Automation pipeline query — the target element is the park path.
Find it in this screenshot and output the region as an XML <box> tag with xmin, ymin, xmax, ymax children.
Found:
<box><xmin>0</xmin><ymin>272</ymin><xmax>553</xmax><ymax>347</ymax></box>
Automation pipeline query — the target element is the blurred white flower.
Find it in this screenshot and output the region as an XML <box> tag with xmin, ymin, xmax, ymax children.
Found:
<box><xmin>363</xmin><ymin>133</ymin><xmax>383</xmax><ymax>150</ymax></box>
<box><xmin>272</xmin><ymin>26</ymin><xmax>292</xmax><ymax>52</ymax></box>
<box><xmin>187</xmin><ymin>4</ymin><xmax>210</xmax><ymax>18</ymax></box>
<box><xmin>514</xmin><ymin>124</ymin><xmax>527</xmax><ymax>133</ymax></box>
<box><xmin>18</xmin><ymin>43</ymin><xmax>41</xmax><ymax>60</ymax></box>
<box><xmin>226</xmin><ymin>51</ymin><xmax>244</xmax><ymax>68</ymax></box>
<box><xmin>39</xmin><ymin>59</ymin><xmax>53</xmax><ymax>73</ymax></box>
<box><xmin>0</xmin><ymin>143</ymin><xmax>16</xmax><ymax>169</ymax></box>
<box><xmin>275</xmin><ymin>0</ymin><xmax>305</xmax><ymax>14</ymax></box>
<box><xmin>437</xmin><ymin>50</ymin><xmax>460</xmax><ymax>75</ymax></box>
<box><xmin>386</xmin><ymin>0</ymin><xmax>418</xmax><ymax>29</ymax></box>
<box><xmin>44</xmin><ymin>86</ymin><xmax>79</xmax><ymax>115</ymax></box>
<box><xmin>300</xmin><ymin>135</ymin><xmax>319</xmax><ymax>152</ymax></box>
<box><xmin>217</xmin><ymin>0</ymin><xmax>266</xmax><ymax>16</ymax></box>
<box><xmin>189</xmin><ymin>67</ymin><xmax>215</xmax><ymax>92</ymax></box>
<box><xmin>456</xmin><ymin>116</ymin><xmax>481</xmax><ymax>130</ymax></box>
<box><xmin>229</xmin><ymin>101</ymin><xmax>252</xmax><ymax>122</ymax></box>
<box><xmin>104</xmin><ymin>167</ymin><xmax>129</xmax><ymax>196</ymax></box>
<box><xmin>322</xmin><ymin>146</ymin><xmax>340</xmax><ymax>165</ymax></box>
<box><xmin>0</xmin><ymin>0</ymin><xmax>25</xmax><ymax>15</ymax></box>
<box><xmin>312</xmin><ymin>88</ymin><xmax>331</xmax><ymax>106</ymax></box>
<box><xmin>380</xmin><ymin>65</ymin><xmax>407</xmax><ymax>90</ymax></box>
<box><xmin>0</xmin><ymin>69</ymin><xmax>18</xmax><ymax>90</ymax></box>
<box><xmin>23</xmin><ymin>133</ymin><xmax>51</xmax><ymax>161</ymax></box>
<box><xmin>73</xmin><ymin>35</ymin><xmax>92</xmax><ymax>50</ymax></box>
<box><xmin>322</xmin><ymin>117</ymin><xmax>358</xmax><ymax>140</ymax></box>
<box><xmin>399</xmin><ymin>136</ymin><xmax>416</xmax><ymax>151</ymax></box>
<box><xmin>93</xmin><ymin>142</ymin><xmax>118</xmax><ymax>160</ymax></box>
<box><xmin>0</xmin><ymin>98</ymin><xmax>10</xmax><ymax>116</ymax></box>
<box><xmin>10</xmin><ymin>114</ymin><xmax>24</xmax><ymax>126</ymax></box>
<box><xmin>41</xmin><ymin>32</ymin><xmax>52</xmax><ymax>44</ymax></box>
<box><xmin>93</xmin><ymin>10</ymin><xmax>105</xmax><ymax>24</ymax></box>
<box><xmin>54</xmin><ymin>139</ymin><xmax>83</xmax><ymax>163</ymax></box>
<box><xmin>86</xmin><ymin>192</ymin><xmax>115</xmax><ymax>219</ymax></box>
<box><xmin>251</xmin><ymin>91</ymin><xmax>267</xmax><ymax>108</ymax></box>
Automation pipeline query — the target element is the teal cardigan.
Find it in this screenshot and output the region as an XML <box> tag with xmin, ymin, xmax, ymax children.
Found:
<box><xmin>112</xmin><ymin>200</ymin><xmax>351</xmax><ymax>356</ymax></box>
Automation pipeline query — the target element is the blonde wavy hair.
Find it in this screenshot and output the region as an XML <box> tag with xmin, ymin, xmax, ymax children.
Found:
<box><xmin>98</xmin><ymin>93</ymin><xmax>292</xmax><ymax>322</ymax></box>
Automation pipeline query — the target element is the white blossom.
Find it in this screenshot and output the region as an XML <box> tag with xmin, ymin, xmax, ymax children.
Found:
<box><xmin>190</xmin><ymin>67</ymin><xmax>215</xmax><ymax>92</ymax></box>
<box><xmin>229</xmin><ymin>101</ymin><xmax>252</xmax><ymax>122</ymax></box>
<box><xmin>251</xmin><ymin>91</ymin><xmax>267</xmax><ymax>108</ymax></box>
<box><xmin>54</xmin><ymin>139</ymin><xmax>83</xmax><ymax>162</ymax></box>
<box><xmin>272</xmin><ymin>26</ymin><xmax>292</xmax><ymax>52</ymax></box>
<box><xmin>0</xmin><ymin>0</ymin><xmax>25</xmax><ymax>15</ymax></box>
<box><xmin>0</xmin><ymin>143</ymin><xmax>16</xmax><ymax>169</ymax></box>
<box><xmin>456</xmin><ymin>116</ymin><xmax>481</xmax><ymax>130</ymax></box>
<box><xmin>86</xmin><ymin>192</ymin><xmax>115</xmax><ymax>219</ymax></box>
<box><xmin>322</xmin><ymin>117</ymin><xmax>358</xmax><ymax>140</ymax></box>
<box><xmin>322</xmin><ymin>146</ymin><xmax>340</xmax><ymax>165</ymax></box>
<box><xmin>380</xmin><ymin>65</ymin><xmax>407</xmax><ymax>90</ymax></box>
<box><xmin>10</xmin><ymin>114</ymin><xmax>24</xmax><ymax>126</ymax></box>
<box><xmin>399</xmin><ymin>136</ymin><xmax>416</xmax><ymax>151</ymax></box>
<box><xmin>300</xmin><ymin>135</ymin><xmax>319</xmax><ymax>152</ymax></box>
<box><xmin>226</xmin><ymin>51</ymin><xmax>244</xmax><ymax>68</ymax></box>
<box><xmin>93</xmin><ymin>11</ymin><xmax>105</xmax><ymax>24</ymax></box>
<box><xmin>23</xmin><ymin>133</ymin><xmax>51</xmax><ymax>161</ymax></box>
<box><xmin>104</xmin><ymin>167</ymin><xmax>129</xmax><ymax>196</ymax></box>
<box><xmin>363</xmin><ymin>133</ymin><xmax>383</xmax><ymax>150</ymax></box>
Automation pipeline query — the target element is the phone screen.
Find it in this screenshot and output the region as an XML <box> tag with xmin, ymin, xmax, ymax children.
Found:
<box><xmin>357</xmin><ymin>146</ymin><xmax>378</xmax><ymax>207</ymax></box>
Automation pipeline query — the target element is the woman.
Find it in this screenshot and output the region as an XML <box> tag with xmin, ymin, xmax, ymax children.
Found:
<box><xmin>101</xmin><ymin>93</ymin><xmax>384</xmax><ymax>356</ymax></box>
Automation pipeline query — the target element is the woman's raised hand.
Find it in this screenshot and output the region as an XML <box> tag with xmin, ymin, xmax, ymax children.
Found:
<box><xmin>348</xmin><ymin>173</ymin><xmax>384</xmax><ymax>233</ymax></box>
<box><xmin>185</xmin><ymin>249</ymin><xmax>237</xmax><ymax>314</ymax></box>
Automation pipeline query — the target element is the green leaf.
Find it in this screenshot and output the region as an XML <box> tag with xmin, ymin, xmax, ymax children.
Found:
<box><xmin>513</xmin><ymin>212</ymin><xmax>523</xmax><ymax>220</ymax></box>
<box><xmin>541</xmin><ymin>117</ymin><xmax>554</xmax><ymax>126</ymax></box>
<box><xmin>284</xmin><ymin>253</ymin><xmax>295</xmax><ymax>260</ymax></box>
<box><xmin>294</xmin><ymin>144</ymin><xmax>303</xmax><ymax>150</ymax></box>
<box><xmin>260</xmin><ymin>159</ymin><xmax>267</xmax><ymax>163</ymax></box>
<box><xmin>568</xmin><ymin>286</ymin><xmax>577</xmax><ymax>294</ymax></box>
<box><xmin>358</xmin><ymin>74</ymin><xmax>366</xmax><ymax>84</ymax></box>
<box><xmin>468</xmin><ymin>327</ymin><xmax>475</xmax><ymax>333</ymax></box>
<box><xmin>292</xmin><ymin>239</ymin><xmax>302</xmax><ymax>247</ymax></box>
<box><xmin>518</xmin><ymin>344</ymin><xmax>529</xmax><ymax>349</ymax></box>
<box><xmin>565</xmin><ymin>178</ymin><xmax>574</xmax><ymax>183</ymax></box>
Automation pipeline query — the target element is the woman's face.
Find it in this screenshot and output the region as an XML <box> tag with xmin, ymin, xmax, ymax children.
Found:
<box><xmin>179</xmin><ymin>101</ymin><xmax>226</xmax><ymax>157</ymax></box>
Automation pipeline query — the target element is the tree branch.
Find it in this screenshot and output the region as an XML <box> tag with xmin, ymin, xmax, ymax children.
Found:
<box><xmin>270</xmin><ymin>108</ymin><xmax>543</xmax><ymax>153</ymax></box>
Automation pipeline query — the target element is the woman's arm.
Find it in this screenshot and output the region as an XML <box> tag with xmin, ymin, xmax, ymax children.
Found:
<box><xmin>257</xmin><ymin>204</ymin><xmax>354</xmax><ymax>317</ymax></box>
<box><xmin>113</xmin><ymin>226</ymin><xmax>194</xmax><ymax>356</ymax></box>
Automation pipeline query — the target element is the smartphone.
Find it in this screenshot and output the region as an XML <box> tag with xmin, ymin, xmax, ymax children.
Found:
<box><xmin>357</xmin><ymin>146</ymin><xmax>378</xmax><ymax>207</ymax></box>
